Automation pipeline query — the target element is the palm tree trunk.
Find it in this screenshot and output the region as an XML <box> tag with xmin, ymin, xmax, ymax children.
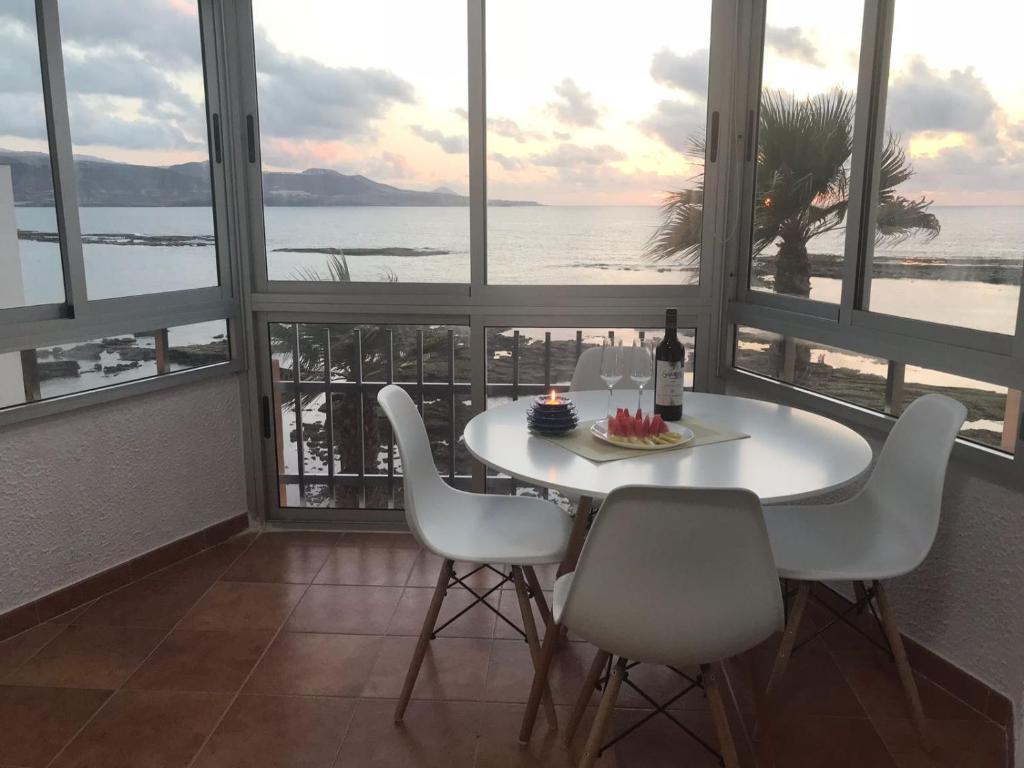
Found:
<box><xmin>770</xmin><ymin>228</ymin><xmax>812</xmax><ymax>377</ymax></box>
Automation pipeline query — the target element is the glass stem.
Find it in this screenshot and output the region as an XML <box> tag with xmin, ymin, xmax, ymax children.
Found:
<box><xmin>607</xmin><ymin>385</ymin><xmax>613</xmax><ymax>418</ymax></box>
<box><xmin>638</xmin><ymin>384</ymin><xmax>643</xmax><ymax>411</ymax></box>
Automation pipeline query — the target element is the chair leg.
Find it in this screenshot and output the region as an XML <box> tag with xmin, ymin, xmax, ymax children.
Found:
<box><xmin>512</xmin><ymin>567</ymin><xmax>558</xmax><ymax>731</ymax></box>
<box><xmin>519</xmin><ymin>612</ymin><xmax>561</xmax><ymax>744</ymax></box>
<box><xmin>579</xmin><ymin>655</ymin><xmax>625</xmax><ymax>768</ymax></box>
<box><xmin>523</xmin><ymin>565</ymin><xmax>553</xmax><ymax>627</ymax></box>
<box><xmin>760</xmin><ymin>580</ymin><xmax>810</xmax><ymax>739</ymax></box>
<box><xmin>557</xmin><ymin>495</ymin><xmax>593</xmax><ymax>578</ymax></box>
<box><xmin>394</xmin><ymin>557</ymin><xmax>453</xmax><ymax>722</ymax></box>
<box><xmin>874</xmin><ymin>580</ymin><xmax>931</xmax><ymax>751</ymax></box>
<box><xmin>703</xmin><ymin>663</ymin><xmax>742</xmax><ymax>768</ymax></box>
<box><xmin>565</xmin><ymin>647</ymin><xmax>610</xmax><ymax>746</ymax></box>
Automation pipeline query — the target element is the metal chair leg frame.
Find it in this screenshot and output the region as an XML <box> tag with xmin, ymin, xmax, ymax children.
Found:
<box><xmin>579</xmin><ymin>656</ymin><xmax>627</xmax><ymax>768</ymax></box>
<box><xmin>512</xmin><ymin>566</ymin><xmax>558</xmax><ymax>731</ymax></box>
<box><xmin>395</xmin><ymin>558</ymin><xmax>453</xmax><ymax>722</ymax></box>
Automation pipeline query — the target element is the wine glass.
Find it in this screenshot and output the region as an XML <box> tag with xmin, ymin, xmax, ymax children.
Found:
<box><xmin>600</xmin><ymin>337</ymin><xmax>623</xmax><ymax>417</ymax></box>
<box><xmin>629</xmin><ymin>339</ymin><xmax>653</xmax><ymax>411</ymax></box>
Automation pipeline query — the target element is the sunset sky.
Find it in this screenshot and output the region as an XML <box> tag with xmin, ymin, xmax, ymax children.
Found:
<box><xmin>0</xmin><ymin>0</ymin><xmax>1022</xmax><ymax>205</ymax></box>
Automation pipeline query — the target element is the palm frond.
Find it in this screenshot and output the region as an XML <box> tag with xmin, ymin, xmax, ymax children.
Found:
<box><xmin>644</xmin><ymin>189</ymin><xmax>704</xmax><ymax>262</ymax></box>
<box><xmin>291</xmin><ymin>253</ymin><xmax>352</xmax><ymax>283</ymax></box>
<box><xmin>875</xmin><ymin>196</ymin><xmax>940</xmax><ymax>244</ymax></box>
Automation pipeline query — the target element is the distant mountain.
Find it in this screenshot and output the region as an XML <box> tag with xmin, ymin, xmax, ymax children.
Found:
<box><xmin>0</xmin><ymin>150</ymin><xmax>538</xmax><ymax>208</ymax></box>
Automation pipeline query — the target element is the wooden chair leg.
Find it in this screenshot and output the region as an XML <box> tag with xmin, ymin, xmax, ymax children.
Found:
<box><xmin>759</xmin><ymin>581</ymin><xmax>810</xmax><ymax>740</ymax></box>
<box><xmin>523</xmin><ymin>565</ymin><xmax>553</xmax><ymax>627</ymax></box>
<box><xmin>704</xmin><ymin>663</ymin><xmax>742</xmax><ymax>768</ymax></box>
<box><xmin>874</xmin><ymin>580</ymin><xmax>931</xmax><ymax>751</ymax></box>
<box><xmin>565</xmin><ymin>647</ymin><xmax>610</xmax><ymax>746</ymax></box>
<box><xmin>579</xmin><ymin>655</ymin><xmax>626</xmax><ymax>768</ymax></box>
<box><xmin>394</xmin><ymin>557</ymin><xmax>452</xmax><ymax>722</ymax></box>
<box><xmin>512</xmin><ymin>566</ymin><xmax>558</xmax><ymax>731</ymax></box>
<box><xmin>519</xmin><ymin>613</ymin><xmax>561</xmax><ymax>744</ymax></box>
<box><xmin>557</xmin><ymin>496</ymin><xmax>593</xmax><ymax>578</ymax></box>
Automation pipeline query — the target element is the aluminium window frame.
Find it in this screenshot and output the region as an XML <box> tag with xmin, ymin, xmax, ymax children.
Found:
<box><xmin>0</xmin><ymin>0</ymin><xmax>245</xmax><ymax>426</ymax></box>
<box><xmin>723</xmin><ymin>0</ymin><xmax>1024</xmax><ymax>469</ymax></box>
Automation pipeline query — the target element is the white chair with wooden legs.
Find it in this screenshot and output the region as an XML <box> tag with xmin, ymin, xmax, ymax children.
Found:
<box><xmin>377</xmin><ymin>384</ymin><xmax>571</xmax><ymax>725</ymax></box>
<box><xmin>762</xmin><ymin>393</ymin><xmax>967</xmax><ymax>751</ymax></box>
<box><xmin>569</xmin><ymin>345</ymin><xmax>650</xmax><ymax>393</ymax></box>
<box><xmin>519</xmin><ymin>486</ymin><xmax>785</xmax><ymax>768</ymax></box>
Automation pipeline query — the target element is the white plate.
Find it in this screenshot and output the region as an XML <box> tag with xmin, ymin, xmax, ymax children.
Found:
<box><xmin>591</xmin><ymin>418</ymin><xmax>695</xmax><ymax>451</ymax></box>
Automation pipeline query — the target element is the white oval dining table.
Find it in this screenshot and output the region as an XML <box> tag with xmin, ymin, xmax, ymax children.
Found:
<box><xmin>463</xmin><ymin>390</ymin><xmax>873</xmax><ymax>574</ymax></box>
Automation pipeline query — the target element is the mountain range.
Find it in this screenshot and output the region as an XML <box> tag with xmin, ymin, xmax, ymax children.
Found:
<box><xmin>0</xmin><ymin>150</ymin><xmax>537</xmax><ymax>208</ymax></box>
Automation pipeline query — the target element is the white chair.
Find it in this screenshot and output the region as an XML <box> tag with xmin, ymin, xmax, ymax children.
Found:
<box><xmin>762</xmin><ymin>393</ymin><xmax>967</xmax><ymax>751</ymax></box>
<box><xmin>519</xmin><ymin>486</ymin><xmax>784</xmax><ymax>768</ymax></box>
<box><xmin>377</xmin><ymin>384</ymin><xmax>572</xmax><ymax>724</ymax></box>
<box><xmin>569</xmin><ymin>345</ymin><xmax>652</xmax><ymax>393</ymax></box>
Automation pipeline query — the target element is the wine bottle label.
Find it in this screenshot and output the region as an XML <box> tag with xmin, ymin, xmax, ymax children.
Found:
<box><xmin>655</xmin><ymin>361</ymin><xmax>684</xmax><ymax>407</ymax></box>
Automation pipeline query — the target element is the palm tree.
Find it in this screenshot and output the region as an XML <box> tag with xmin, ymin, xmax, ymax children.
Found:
<box><xmin>646</xmin><ymin>89</ymin><xmax>940</xmax><ymax>299</ymax></box>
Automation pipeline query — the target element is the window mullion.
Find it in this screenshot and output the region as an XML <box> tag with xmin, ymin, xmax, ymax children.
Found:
<box><xmin>467</xmin><ymin>0</ymin><xmax>486</xmax><ymax>297</ymax></box>
<box><xmin>36</xmin><ymin>0</ymin><xmax>88</xmax><ymax>318</ymax></box>
<box><xmin>840</xmin><ymin>0</ymin><xmax>893</xmax><ymax>325</ymax></box>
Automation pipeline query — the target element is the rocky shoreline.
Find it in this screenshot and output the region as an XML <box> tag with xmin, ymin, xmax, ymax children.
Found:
<box><xmin>36</xmin><ymin>334</ymin><xmax>228</xmax><ymax>380</ymax></box>
<box><xmin>752</xmin><ymin>252</ymin><xmax>1022</xmax><ymax>286</ymax></box>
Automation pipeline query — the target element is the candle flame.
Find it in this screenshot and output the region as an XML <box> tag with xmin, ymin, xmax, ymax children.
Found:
<box><xmin>546</xmin><ymin>389</ymin><xmax>559</xmax><ymax>405</ymax></box>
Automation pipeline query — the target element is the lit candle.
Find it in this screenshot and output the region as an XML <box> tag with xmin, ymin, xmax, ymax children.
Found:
<box><xmin>546</xmin><ymin>389</ymin><xmax>559</xmax><ymax>405</ymax></box>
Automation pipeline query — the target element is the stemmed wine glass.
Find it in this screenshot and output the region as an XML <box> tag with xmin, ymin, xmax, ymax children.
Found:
<box><xmin>600</xmin><ymin>337</ymin><xmax>623</xmax><ymax>417</ymax></box>
<box><xmin>630</xmin><ymin>339</ymin><xmax>653</xmax><ymax>411</ymax></box>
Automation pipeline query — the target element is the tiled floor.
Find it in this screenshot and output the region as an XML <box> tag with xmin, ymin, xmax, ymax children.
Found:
<box><xmin>0</xmin><ymin>530</ymin><xmax>1008</xmax><ymax>768</ymax></box>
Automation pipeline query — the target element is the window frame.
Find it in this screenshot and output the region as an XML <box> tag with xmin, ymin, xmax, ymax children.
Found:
<box><xmin>725</xmin><ymin>0</ymin><xmax>1024</xmax><ymax>467</ymax></box>
<box><xmin>0</xmin><ymin>0</ymin><xmax>243</xmax><ymax>425</ymax></box>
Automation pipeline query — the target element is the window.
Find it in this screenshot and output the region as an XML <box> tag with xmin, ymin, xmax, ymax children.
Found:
<box><xmin>865</xmin><ymin>1</ymin><xmax>1023</xmax><ymax>335</ymax></box>
<box><xmin>0</xmin><ymin>319</ymin><xmax>229</xmax><ymax>411</ymax></box>
<box><xmin>0</xmin><ymin>1</ymin><xmax>65</xmax><ymax>309</ymax></box>
<box><xmin>59</xmin><ymin>0</ymin><xmax>219</xmax><ymax>299</ymax></box>
<box><xmin>252</xmin><ymin>0</ymin><xmax>469</xmax><ymax>284</ymax></box>
<box><xmin>268</xmin><ymin>322</ymin><xmax>471</xmax><ymax>509</ymax></box>
<box><xmin>734</xmin><ymin>326</ymin><xmax>1018</xmax><ymax>455</ymax></box>
<box><xmin>485</xmin><ymin>0</ymin><xmax>712</xmax><ymax>285</ymax></box>
<box><xmin>749</xmin><ymin>1</ymin><xmax>864</xmax><ymax>301</ymax></box>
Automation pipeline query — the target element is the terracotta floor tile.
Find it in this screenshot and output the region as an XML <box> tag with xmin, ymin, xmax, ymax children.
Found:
<box><xmin>256</xmin><ymin>531</ymin><xmax>342</xmax><ymax>547</ymax></box>
<box><xmin>222</xmin><ymin>538</ymin><xmax>334</xmax><ymax>584</ymax></box>
<box><xmin>73</xmin><ymin>578</ymin><xmax>210</xmax><ymax>629</ymax></box>
<box><xmin>492</xmin><ymin>588</ymin><xmax>551</xmax><ymax>641</ymax></box>
<box><xmin>872</xmin><ymin>716</ymin><xmax>1007</xmax><ymax>768</ymax></box>
<box><xmin>180</xmin><ymin>582</ymin><xmax>307</xmax><ymax>632</ymax></box>
<box><xmin>406</xmin><ymin>551</ymin><xmax>507</xmax><ymax>589</ymax></box>
<box><xmin>0</xmin><ymin>623</ymin><xmax>64</xmax><ymax>679</ymax></box>
<box><xmin>193</xmin><ymin>694</ymin><xmax>354</xmax><ymax>768</ymax></box>
<box><xmin>286</xmin><ymin>585</ymin><xmax>403</xmax><ymax>634</ymax></box>
<box><xmin>334</xmin><ymin>699</ymin><xmax>480</xmax><ymax>768</ymax></box>
<box><xmin>388</xmin><ymin>587</ymin><xmax>497</xmax><ymax>639</ymax></box>
<box><xmin>126</xmin><ymin>629</ymin><xmax>273</xmax><ymax>693</ymax></box>
<box><xmin>604</xmin><ymin>708</ymin><xmax>724</xmax><ymax>768</ymax></box>
<box><xmin>246</xmin><ymin>632</ymin><xmax>382</xmax><ymax>697</ymax></box>
<box><xmin>485</xmin><ymin>639</ymin><xmax>594</xmax><ymax>706</ymax></box>
<box><xmin>613</xmin><ymin>662</ymin><xmax>710</xmax><ymax>712</ymax></box>
<box><xmin>499</xmin><ymin>563</ymin><xmax>560</xmax><ymax>592</ymax></box>
<box><xmin>46</xmin><ymin>601</ymin><xmax>96</xmax><ymax>625</ymax></box>
<box><xmin>50</xmin><ymin>689</ymin><xmax>230</xmax><ymax>768</ymax></box>
<box><xmin>751</xmin><ymin>640</ymin><xmax>867</xmax><ymax>719</ymax></box>
<box><xmin>341</xmin><ymin>531</ymin><xmax>419</xmax><ymax>549</ymax></box>
<box><xmin>151</xmin><ymin>540</ymin><xmax>252</xmax><ymax>582</ymax></box>
<box><xmin>314</xmin><ymin>545</ymin><xmax>419</xmax><ymax>586</ymax></box>
<box><xmin>363</xmin><ymin>636</ymin><xmax>492</xmax><ymax>701</ymax></box>
<box><xmin>5</xmin><ymin>624</ymin><xmax>165</xmax><ymax>689</ymax></box>
<box><xmin>763</xmin><ymin>715</ymin><xmax>897</xmax><ymax>768</ymax></box>
<box><xmin>474</xmin><ymin>703</ymin><xmax>618</xmax><ymax>768</ymax></box>
<box><xmin>0</xmin><ymin>685</ymin><xmax>110</xmax><ymax>767</ymax></box>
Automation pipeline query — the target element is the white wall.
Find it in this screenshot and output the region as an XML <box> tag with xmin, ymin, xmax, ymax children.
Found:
<box><xmin>0</xmin><ymin>374</ymin><xmax>250</xmax><ymax>612</ymax></box>
<box><xmin>727</xmin><ymin>377</ymin><xmax>1024</xmax><ymax>764</ymax></box>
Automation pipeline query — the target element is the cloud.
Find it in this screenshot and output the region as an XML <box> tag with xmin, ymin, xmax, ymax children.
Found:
<box><xmin>531</xmin><ymin>143</ymin><xmax>625</xmax><ymax>167</ymax></box>
<box><xmin>409</xmin><ymin>125</ymin><xmax>467</xmax><ymax>154</ymax></box>
<box><xmin>640</xmin><ymin>101</ymin><xmax>706</xmax><ymax>153</ymax></box>
<box><xmin>764</xmin><ymin>26</ymin><xmax>821</xmax><ymax>66</ymax></box>
<box><xmin>488</xmin><ymin>116</ymin><xmax>544</xmax><ymax>143</ymax></box>
<box><xmin>547</xmin><ymin>78</ymin><xmax>601</xmax><ymax>127</ymax></box>
<box><xmin>255</xmin><ymin>29</ymin><xmax>414</xmax><ymax>142</ymax></box>
<box><xmin>491</xmin><ymin>153</ymin><xmax>524</xmax><ymax>171</ymax></box>
<box><xmin>887</xmin><ymin>58</ymin><xmax>997</xmax><ymax>138</ymax></box>
<box><xmin>650</xmin><ymin>49</ymin><xmax>709</xmax><ymax>97</ymax></box>
<box><xmin>67</xmin><ymin>95</ymin><xmax>203</xmax><ymax>150</ymax></box>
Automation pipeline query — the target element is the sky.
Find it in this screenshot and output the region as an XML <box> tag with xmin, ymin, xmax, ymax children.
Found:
<box><xmin>0</xmin><ymin>0</ymin><xmax>1022</xmax><ymax>205</ymax></box>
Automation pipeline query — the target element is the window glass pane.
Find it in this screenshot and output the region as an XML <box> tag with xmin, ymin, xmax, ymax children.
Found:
<box><xmin>0</xmin><ymin>319</ymin><xmax>230</xmax><ymax>411</ymax></box>
<box><xmin>268</xmin><ymin>322</ymin><xmax>471</xmax><ymax>510</ymax></box>
<box><xmin>485</xmin><ymin>325</ymin><xmax>697</xmax><ymax>508</ymax></box>
<box><xmin>749</xmin><ymin>2</ymin><xmax>864</xmax><ymax>301</ymax></box>
<box><xmin>866</xmin><ymin>1</ymin><xmax>1023</xmax><ymax>334</ymax></box>
<box><xmin>253</xmin><ymin>1</ymin><xmax>469</xmax><ymax>284</ymax></box>
<box><xmin>486</xmin><ymin>0</ymin><xmax>711</xmax><ymax>285</ymax></box>
<box><xmin>58</xmin><ymin>0</ymin><xmax>218</xmax><ymax>299</ymax></box>
<box><xmin>0</xmin><ymin>2</ymin><xmax>65</xmax><ymax>308</ymax></box>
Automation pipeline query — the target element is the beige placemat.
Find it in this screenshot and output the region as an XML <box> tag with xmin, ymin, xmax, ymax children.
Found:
<box><xmin>538</xmin><ymin>416</ymin><xmax>749</xmax><ymax>463</ymax></box>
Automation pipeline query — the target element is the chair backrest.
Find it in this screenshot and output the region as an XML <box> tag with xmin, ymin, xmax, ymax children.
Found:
<box><xmin>570</xmin><ymin>345</ymin><xmax>652</xmax><ymax>392</ymax></box>
<box><xmin>860</xmin><ymin>393</ymin><xmax>967</xmax><ymax>562</ymax></box>
<box><xmin>560</xmin><ymin>486</ymin><xmax>784</xmax><ymax>668</ymax></box>
<box><xmin>376</xmin><ymin>384</ymin><xmax>452</xmax><ymax>547</ymax></box>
